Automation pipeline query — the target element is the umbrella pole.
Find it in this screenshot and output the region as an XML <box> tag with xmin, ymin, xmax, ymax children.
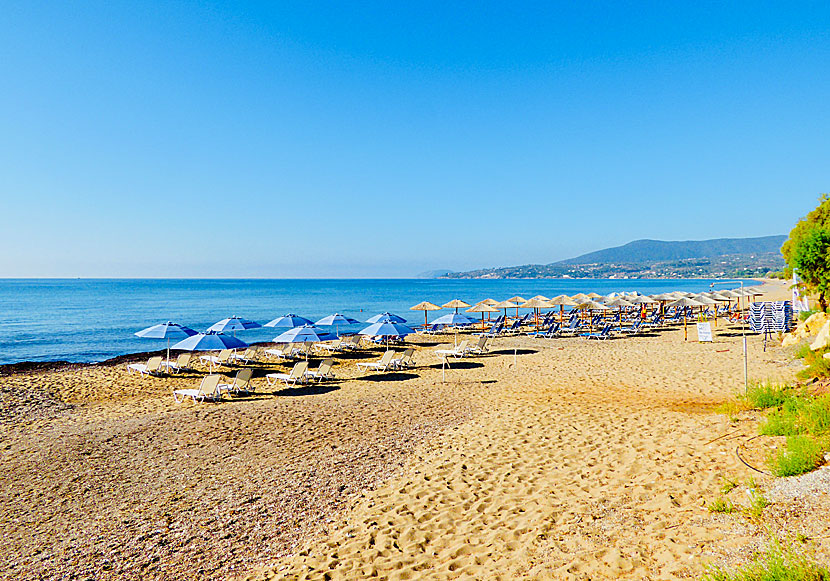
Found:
<box><xmin>166</xmin><ymin>338</ymin><xmax>170</xmax><ymax>372</ymax></box>
<box><xmin>684</xmin><ymin>312</ymin><xmax>688</xmax><ymax>341</ymax></box>
<box><xmin>560</xmin><ymin>305</ymin><xmax>564</xmax><ymax>324</ymax></box>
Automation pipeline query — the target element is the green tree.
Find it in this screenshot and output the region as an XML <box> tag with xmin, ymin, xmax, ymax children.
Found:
<box><xmin>791</xmin><ymin>226</ymin><xmax>830</xmax><ymax>311</ymax></box>
<box><xmin>782</xmin><ymin>193</ymin><xmax>830</xmax><ymax>264</ymax></box>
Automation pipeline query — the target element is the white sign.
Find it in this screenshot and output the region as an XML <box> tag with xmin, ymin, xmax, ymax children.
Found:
<box><xmin>696</xmin><ymin>322</ymin><xmax>713</xmax><ymax>343</ymax></box>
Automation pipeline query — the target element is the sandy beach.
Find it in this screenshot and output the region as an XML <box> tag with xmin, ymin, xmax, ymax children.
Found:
<box><xmin>3</xmin><ymin>279</ymin><xmax>828</xmax><ymax>580</ymax></box>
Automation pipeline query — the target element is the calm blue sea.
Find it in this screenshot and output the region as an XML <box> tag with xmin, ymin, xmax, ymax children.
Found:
<box><xmin>0</xmin><ymin>278</ymin><xmax>753</xmax><ymax>365</ymax></box>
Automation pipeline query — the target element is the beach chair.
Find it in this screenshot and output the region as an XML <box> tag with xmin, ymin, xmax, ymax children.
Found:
<box><xmin>230</xmin><ymin>347</ymin><xmax>259</xmax><ymax>365</ymax></box>
<box><xmin>340</xmin><ymin>335</ymin><xmax>361</xmax><ymax>350</ymax></box>
<box><xmin>532</xmin><ymin>322</ymin><xmax>560</xmax><ymax>339</ymax></box>
<box><xmin>467</xmin><ymin>335</ymin><xmax>489</xmax><ymax>354</ymax></box>
<box><xmin>265</xmin><ymin>343</ymin><xmax>299</xmax><ymax>361</ymax></box>
<box><xmin>500</xmin><ymin>320</ymin><xmax>522</xmax><ymax>335</ymax></box>
<box><xmin>316</xmin><ymin>339</ymin><xmax>344</xmax><ymax>354</ymax></box>
<box><xmin>391</xmin><ymin>348</ymin><xmax>415</xmax><ymax>369</ymax></box>
<box><xmin>305</xmin><ymin>359</ymin><xmax>335</xmax><ymax>382</ymax></box>
<box><xmin>421</xmin><ymin>323</ymin><xmax>445</xmax><ymax>335</ymax></box>
<box><xmin>435</xmin><ymin>340</ymin><xmax>470</xmax><ymax>359</ymax></box>
<box><xmin>162</xmin><ymin>352</ymin><xmax>193</xmax><ymax>373</ymax></box>
<box><xmin>217</xmin><ymin>368</ymin><xmax>254</xmax><ymax>396</ymax></box>
<box><xmin>173</xmin><ymin>374</ymin><xmax>222</xmax><ymax>404</ymax></box>
<box><xmin>357</xmin><ymin>350</ymin><xmax>396</xmax><ymax>372</ymax></box>
<box><xmin>199</xmin><ymin>349</ymin><xmax>233</xmax><ymax>370</ymax></box>
<box><xmin>559</xmin><ymin>318</ymin><xmax>582</xmax><ymax>336</ymax></box>
<box><xmin>266</xmin><ymin>361</ymin><xmax>309</xmax><ymax>387</ymax></box>
<box><xmin>581</xmin><ymin>324</ymin><xmax>614</xmax><ymax>340</ymax></box>
<box><xmin>127</xmin><ymin>356</ymin><xmax>164</xmax><ymax>378</ymax></box>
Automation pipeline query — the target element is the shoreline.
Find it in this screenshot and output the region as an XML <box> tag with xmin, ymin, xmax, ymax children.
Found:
<box><xmin>0</xmin><ymin>277</ymin><xmax>773</xmax><ymax>371</ymax></box>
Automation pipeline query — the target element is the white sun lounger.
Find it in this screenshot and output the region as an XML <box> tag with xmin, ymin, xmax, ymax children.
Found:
<box><xmin>173</xmin><ymin>374</ymin><xmax>222</xmax><ymax>404</ymax></box>
<box><xmin>304</xmin><ymin>359</ymin><xmax>335</xmax><ymax>382</ymax></box>
<box><xmin>266</xmin><ymin>361</ymin><xmax>309</xmax><ymax>387</ymax></box>
<box><xmin>435</xmin><ymin>340</ymin><xmax>470</xmax><ymax>359</ymax></box>
<box><xmin>357</xmin><ymin>350</ymin><xmax>396</xmax><ymax>372</ymax></box>
<box><xmin>127</xmin><ymin>356</ymin><xmax>164</xmax><ymax>378</ymax></box>
<box><xmin>217</xmin><ymin>368</ymin><xmax>254</xmax><ymax>396</ymax></box>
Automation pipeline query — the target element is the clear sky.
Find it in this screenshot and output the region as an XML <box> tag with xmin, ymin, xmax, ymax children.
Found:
<box><xmin>1</xmin><ymin>1</ymin><xmax>828</xmax><ymax>277</ymax></box>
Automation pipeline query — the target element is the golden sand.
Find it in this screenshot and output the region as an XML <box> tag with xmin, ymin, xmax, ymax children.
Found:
<box><xmin>3</xmin><ymin>279</ymin><xmax>827</xmax><ymax>580</ymax></box>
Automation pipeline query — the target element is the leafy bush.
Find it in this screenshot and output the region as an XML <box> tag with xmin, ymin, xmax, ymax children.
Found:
<box><xmin>708</xmin><ymin>497</ymin><xmax>735</xmax><ymax>513</ymax></box>
<box><xmin>762</xmin><ymin>394</ymin><xmax>830</xmax><ymax>437</ymax></box>
<box><xmin>704</xmin><ymin>536</ymin><xmax>830</xmax><ymax>580</ymax></box>
<box><xmin>768</xmin><ymin>435</ymin><xmax>825</xmax><ymax>477</ymax></box>
<box><xmin>796</xmin><ymin>349</ymin><xmax>830</xmax><ymax>380</ymax></box>
<box><xmin>741</xmin><ymin>381</ymin><xmax>791</xmax><ymax>409</ymax></box>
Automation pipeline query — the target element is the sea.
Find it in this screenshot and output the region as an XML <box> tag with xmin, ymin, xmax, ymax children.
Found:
<box><xmin>0</xmin><ymin>278</ymin><xmax>755</xmax><ymax>365</ymax></box>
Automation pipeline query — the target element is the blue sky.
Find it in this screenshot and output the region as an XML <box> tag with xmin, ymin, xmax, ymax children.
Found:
<box><xmin>1</xmin><ymin>1</ymin><xmax>828</xmax><ymax>277</ymax></box>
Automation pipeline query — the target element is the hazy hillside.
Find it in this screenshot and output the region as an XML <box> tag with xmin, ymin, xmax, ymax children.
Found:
<box><xmin>442</xmin><ymin>235</ymin><xmax>786</xmax><ymax>279</ymax></box>
<box><xmin>560</xmin><ymin>235</ymin><xmax>786</xmax><ymax>265</ymax></box>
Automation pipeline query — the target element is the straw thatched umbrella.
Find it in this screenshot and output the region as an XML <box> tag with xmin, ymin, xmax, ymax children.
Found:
<box><xmin>587</xmin><ymin>292</ymin><xmax>602</xmax><ymax>300</ymax></box>
<box><xmin>442</xmin><ymin>299</ymin><xmax>471</xmax><ymax>314</ymax></box>
<box><xmin>410</xmin><ymin>301</ymin><xmax>442</xmax><ymax>328</ymax></box>
<box><xmin>506</xmin><ymin>296</ymin><xmax>526</xmax><ymax>320</ymax></box>
<box><xmin>530</xmin><ymin>295</ymin><xmax>550</xmax><ymax>302</ymax></box>
<box><xmin>571</xmin><ymin>293</ymin><xmax>590</xmax><ymax>302</ymax></box>
<box><xmin>576</xmin><ymin>300</ymin><xmax>610</xmax><ymax>331</ymax></box>
<box><xmin>467</xmin><ymin>303</ymin><xmax>500</xmax><ymax>330</ymax></box>
<box><xmin>604</xmin><ymin>297</ymin><xmax>635</xmax><ymax>330</ymax></box>
<box><xmin>548</xmin><ymin>294</ymin><xmax>578</xmax><ymax>323</ymax></box>
<box><xmin>477</xmin><ymin>298</ymin><xmax>499</xmax><ymax>306</ymax></box>
<box><xmin>668</xmin><ymin>297</ymin><xmax>705</xmax><ymax>340</ymax></box>
<box><xmin>493</xmin><ymin>299</ymin><xmax>519</xmax><ymax>322</ymax></box>
<box><xmin>520</xmin><ymin>297</ymin><xmax>552</xmax><ymax>330</ymax></box>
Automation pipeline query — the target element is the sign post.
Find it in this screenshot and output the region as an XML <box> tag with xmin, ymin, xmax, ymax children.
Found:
<box><xmin>696</xmin><ymin>322</ymin><xmax>713</xmax><ymax>343</ymax></box>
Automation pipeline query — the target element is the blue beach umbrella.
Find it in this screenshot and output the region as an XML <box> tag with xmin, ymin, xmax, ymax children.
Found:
<box><xmin>272</xmin><ymin>324</ymin><xmax>338</xmax><ymax>359</ymax></box>
<box><xmin>264</xmin><ymin>314</ymin><xmax>315</xmax><ymax>328</ymax></box>
<box><xmin>366</xmin><ymin>312</ymin><xmax>407</xmax><ymax>324</ymax></box>
<box><xmin>207</xmin><ymin>316</ymin><xmax>262</xmax><ymax>333</ymax></box>
<box><xmin>315</xmin><ymin>313</ymin><xmax>362</xmax><ymax>337</ymax></box>
<box><xmin>431</xmin><ymin>313</ymin><xmax>477</xmax><ymax>326</ymax></box>
<box><xmin>359</xmin><ymin>320</ymin><xmax>416</xmax><ymax>348</ymax></box>
<box><xmin>134</xmin><ymin>321</ymin><xmax>197</xmax><ymax>368</ymax></box>
<box><xmin>171</xmin><ymin>331</ymin><xmax>248</xmax><ymax>351</ymax></box>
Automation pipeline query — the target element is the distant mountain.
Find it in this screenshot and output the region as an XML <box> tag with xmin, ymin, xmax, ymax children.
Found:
<box><xmin>442</xmin><ymin>235</ymin><xmax>786</xmax><ymax>279</ymax></box>
<box><xmin>560</xmin><ymin>235</ymin><xmax>786</xmax><ymax>265</ymax></box>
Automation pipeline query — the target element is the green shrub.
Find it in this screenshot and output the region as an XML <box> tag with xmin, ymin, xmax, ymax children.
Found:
<box><xmin>744</xmin><ymin>491</ymin><xmax>769</xmax><ymax>519</ymax></box>
<box><xmin>708</xmin><ymin>497</ymin><xmax>735</xmax><ymax>513</ymax></box>
<box><xmin>741</xmin><ymin>381</ymin><xmax>790</xmax><ymax>409</ymax></box>
<box><xmin>768</xmin><ymin>435</ymin><xmax>825</xmax><ymax>477</ymax></box>
<box><xmin>761</xmin><ymin>394</ymin><xmax>830</xmax><ymax>437</ymax></box>
<box><xmin>704</xmin><ymin>536</ymin><xmax>830</xmax><ymax>580</ymax></box>
<box><xmin>795</xmin><ymin>342</ymin><xmax>813</xmax><ymax>359</ymax></box>
<box><xmin>797</xmin><ymin>349</ymin><xmax>830</xmax><ymax>380</ymax></box>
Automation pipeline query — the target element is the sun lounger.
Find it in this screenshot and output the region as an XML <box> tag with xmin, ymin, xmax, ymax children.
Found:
<box><xmin>435</xmin><ymin>340</ymin><xmax>470</xmax><ymax>359</ymax></box>
<box><xmin>127</xmin><ymin>356</ymin><xmax>164</xmax><ymax>378</ymax></box>
<box><xmin>580</xmin><ymin>324</ymin><xmax>614</xmax><ymax>340</ymax></box>
<box><xmin>305</xmin><ymin>359</ymin><xmax>335</xmax><ymax>382</ymax></box>
<box><xmin>340</xmin><ymin>335</ymin><xmax>361</xmax><ymax>350</ymax></box>
<box><xmin>467</xmin><ymin>336</ymin><xmax>489</xmax><ymax>354</ymax></box>
<box><xmin>265</xmin><ymin>343</ymin><xmax>300</xmax><ymax>361</ymax></box>
<box><xmin>316</xmin><ymin>339</ymin><xmax>344</xmax><ymax>353</ymax></box>
<box><xmin>200</xmin><ymin>349</ymin><xmax>234</xmax><ymax>370</ymax></box>
<box><xmin>218</xmin><ymin>368</ymin><xmax>254</xmax><ymax>396</ymax></box>
<box><xmin>391</xmin><ymin>347</ymin><xmax>415</xmax><ymax>369</ymax></box>
<box><xmin>229</xmin><ymin>347</ymin><xmax>259</xmax><ymax>365</ymax></box>
<box><xmin>161</xmin><ymin>352</ymin><xmax>193</xmax><ymax>373</ymax></box>
<box><xmin>266</xmin><ymin>361</ymin><xmax>309</xmax><ymax>387</ymax></box>
<box><xmin>357</xmin><ymin>350</ymin><xmax>396</xmax><ymax>372</ymax></box>
<box><xmin>173</xmin><ymin>374</ymin><xmax>222</xmax><ymax>403</ymax></box>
